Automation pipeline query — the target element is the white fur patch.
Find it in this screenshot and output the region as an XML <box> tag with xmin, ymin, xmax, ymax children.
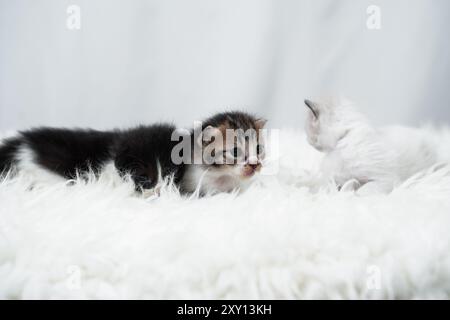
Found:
<box><xmin>15</xmin><ymin>145</ymin><xmax>66</xmax><ymax>185</ymax></box>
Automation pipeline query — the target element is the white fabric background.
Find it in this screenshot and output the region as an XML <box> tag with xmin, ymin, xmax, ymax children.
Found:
<box><xmin>0</xmin><ymin>0</ymin><xmax>449</xmax><ymax>131</ymax></box>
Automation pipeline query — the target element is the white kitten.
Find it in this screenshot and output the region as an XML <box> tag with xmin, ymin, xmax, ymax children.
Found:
<box><xmin>304</xmin><ymin>97</ymin><xmax>438</xmax><ymax>194</ymax></box>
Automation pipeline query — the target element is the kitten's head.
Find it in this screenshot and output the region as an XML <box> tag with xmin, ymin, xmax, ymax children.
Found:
<box><xmin>193</xmin><ymin>111</ymin><xmax>267</xmax><ymax>193</ymax></box>
<box><xmin>304</xmin><ymin>97</ymin><xmax>367</xmax><ymax>152</ymax></box>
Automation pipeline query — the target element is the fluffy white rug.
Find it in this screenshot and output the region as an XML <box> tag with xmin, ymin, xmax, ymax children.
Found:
<box><xmin>1</xmin><ymin>128</ymin><xmax>450</xmax><ymax>299</ymax></box>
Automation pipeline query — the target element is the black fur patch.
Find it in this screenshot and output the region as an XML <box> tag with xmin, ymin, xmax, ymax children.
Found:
<box><xmin>1</xmin><ymin>125</ymin><xmax>185</xmax><ymax>191</ymax></box>
<box><xmin>0</xmin><ymin>137</ymin><xmax>23</xmax><ymax>175</ymax></box>
<box><xmin>113</xmin><ymin>124</ymin><xmax>185</xmax><ymax>190</ymax></box>
<box><xmin>21</xmin><ymin>127</ymin><xmax>117</xmax><ymax>178</ymax></box>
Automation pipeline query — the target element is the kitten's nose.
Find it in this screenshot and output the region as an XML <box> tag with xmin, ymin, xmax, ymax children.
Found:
<box><xmin>249</xmin><ymin>163</ymin><xmax>261</xmax><ymax>172</ymax></box>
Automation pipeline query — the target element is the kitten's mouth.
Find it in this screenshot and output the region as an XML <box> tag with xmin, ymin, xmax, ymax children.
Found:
<box><xmin>243</xmin><ymin>170</ymin><xmax>255</xmax><ymax>178</ymax></box>
<box><xmin>242</xmin><ymin>164</ymin><xmax>261</xmax><ymax>178</ymax></box>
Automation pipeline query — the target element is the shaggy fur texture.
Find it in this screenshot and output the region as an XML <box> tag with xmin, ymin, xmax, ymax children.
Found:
<box><xmin>1</xmin><ymin>128</ymin><xmax>450</xmax><ymax>299</ymax></box>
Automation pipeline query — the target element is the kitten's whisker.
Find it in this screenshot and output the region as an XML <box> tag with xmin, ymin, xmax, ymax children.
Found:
<box><xmin>188</xmin><ymin>167</ymin><xmax>210</xmax><ymax>199</ymax></box>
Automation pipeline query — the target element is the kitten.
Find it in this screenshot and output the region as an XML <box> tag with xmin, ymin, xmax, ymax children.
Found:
<box><xmin>181</xmin><ymin>111</ymin><xmax>266</xmax><ymax>195</ymax></box>
<box><xmin>0</xmin><ymin>111</ymin><xmax>266</xmax><ymax>195</ymax></box>
<box><xmin>304</xmin><ymin>97</ymin><xmax>438</xmax><ymax>194</ymax></box>
<box><xmin>0</xmin><ymin>124</ymin><xmax>184</xmax><ymax>191</ymax></box>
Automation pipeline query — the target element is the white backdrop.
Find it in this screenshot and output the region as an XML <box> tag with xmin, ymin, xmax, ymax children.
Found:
<box><xmin>0</xmin><ymin>0</ymin><xmax>449</xmax><ymax>131</ymax></box>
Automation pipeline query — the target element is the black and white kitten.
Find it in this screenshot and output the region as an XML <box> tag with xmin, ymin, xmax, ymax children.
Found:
<box><xmin>0</xmin><ymin>124</ymin><xmax>184</xmax><ymax>191</ymax></box>
<box><xmin>0</xmin><ymin>112</ymin><xmax>266</xmax><ymax>195</ymax></box>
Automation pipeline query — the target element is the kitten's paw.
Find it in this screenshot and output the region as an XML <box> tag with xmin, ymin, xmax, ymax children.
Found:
<box><xmin>339</xmin><ymin>179</ymin><xmax>361</xmax><ymax>192</ymax></box>
<box><xmin>356</xmin><ymin>181</ymin><xmax>393</xmax><ymax>196</ymax></box>
<box><xmin>142</xmin><ymin>186</ymin><xmax>161</xmax><ymax>199</ymax></box>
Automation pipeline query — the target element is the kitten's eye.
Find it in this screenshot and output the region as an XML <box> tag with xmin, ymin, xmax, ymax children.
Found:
<box><xmin>256</xmin><ymin>144</ymin><xmax>264</xmax><ymax>155</ymax></box>
<box><xmin>231</xmin><ymin>147</ymin><xmax>243</xmax><ymax>158</ymax></box>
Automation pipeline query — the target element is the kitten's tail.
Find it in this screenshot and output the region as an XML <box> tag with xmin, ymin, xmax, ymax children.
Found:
<box><xmin>0</xmin><ymin>136</ymin><xmax>23</xmax><ymax>176</ymax></box>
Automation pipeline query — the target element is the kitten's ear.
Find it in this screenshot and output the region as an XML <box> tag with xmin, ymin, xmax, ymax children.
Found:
<box><xmin>255</xmin><ymin>119</ymin><xmax>267</xmax><ymax>129</ymax></box>
<box><xmin>304</xmin><ymin>99</ymin><xmax>319</xmax><ymax>119</ymax></box>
